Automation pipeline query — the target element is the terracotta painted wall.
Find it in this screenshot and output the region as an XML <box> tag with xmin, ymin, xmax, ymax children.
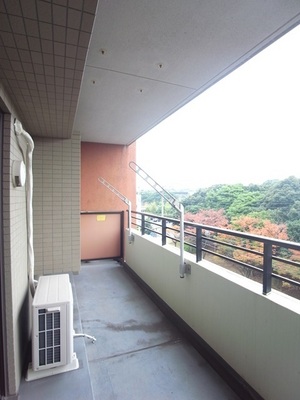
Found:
<box><xmin>81</xmin><ymin>142</ymin><xmax>136</xmax><ymax>212</ymax></box>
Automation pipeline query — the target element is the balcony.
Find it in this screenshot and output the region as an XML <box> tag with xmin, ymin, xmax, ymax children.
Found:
<box><xmin>19</xmin><ymin>259</ymin><xmax>240</xmax><ymax>400</ymax></box>
<box><xmin>19</xmin><ymin>212</ymin><xmax>300</xmax><ymax>400</ymax></box>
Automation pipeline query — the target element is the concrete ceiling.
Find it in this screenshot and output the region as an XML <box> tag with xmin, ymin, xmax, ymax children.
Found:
<box><xmin>1</xmin><ymin>1</ymin><xmax>300</xmax><ymax>145</ymax></box>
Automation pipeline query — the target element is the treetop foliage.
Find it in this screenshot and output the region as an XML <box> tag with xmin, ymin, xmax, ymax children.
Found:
<box><xmin>141</xmin><ymin>176</ymin><xmax>300</xmax><ymax>242</ymax></box>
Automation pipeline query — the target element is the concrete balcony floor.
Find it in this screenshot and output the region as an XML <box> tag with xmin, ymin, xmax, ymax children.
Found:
<box><xmin>20</xmin><ymin>259</ymin><xmax>240</xmax><ymax>400</ymax></box>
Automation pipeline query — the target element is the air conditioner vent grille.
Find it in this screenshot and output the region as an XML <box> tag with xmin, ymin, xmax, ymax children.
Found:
<box><xmin>38</xmin><ymin>309</ymin><xmax>61</xmax><ymax>367</ymax></box>
<box><xmin>29</xmin><ymin>274</ymin><xmax>78</xmax><ymax>379</ymax></box>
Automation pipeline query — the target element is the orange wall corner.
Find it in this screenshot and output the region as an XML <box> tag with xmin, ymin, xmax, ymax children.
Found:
<box><xmin>81</xmin><ymin>142</ymin><xmax>137</xmax><ymax>212</ymax></box>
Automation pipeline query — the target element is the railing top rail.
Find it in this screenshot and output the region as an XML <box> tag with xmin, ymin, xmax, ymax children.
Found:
<box><xmin>131</xmin><ymin>210</ymin><xmax>300</xmax><ymax>297</ymax></box>
<box><xmin>133</xmin><ymin>210</ymin><xmax>300</xmax><ymax>251</ymax></box>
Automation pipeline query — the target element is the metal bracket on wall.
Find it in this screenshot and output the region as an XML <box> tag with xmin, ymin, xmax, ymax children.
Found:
<box><xmin>183</xmin><ymin>262</ymin><xmax>192</xmax><ymax>275</ymax></box>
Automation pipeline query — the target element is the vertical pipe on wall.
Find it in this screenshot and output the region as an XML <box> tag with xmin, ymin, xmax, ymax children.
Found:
<box><xmin>14</xmin><ymin>120</ymin><xmax>35</xmax><ymax>297</ymax></box>
<box><xmin>0</xmin><ymin>110</ymin><xmax>8</xmax><ymax>398</ymax></box>
<box><xmin>179</xmin><ymin>203</ymin><xmax>185</xmax><ymax>278</ymax></box>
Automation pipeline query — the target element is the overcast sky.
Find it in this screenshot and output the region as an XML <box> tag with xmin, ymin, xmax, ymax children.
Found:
<box><xmin>137</xmin><ymin>25</ymin><xmax>299</xmax><ymax>191</ymax></box>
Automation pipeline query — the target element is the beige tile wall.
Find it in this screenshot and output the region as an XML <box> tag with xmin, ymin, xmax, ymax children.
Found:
<box><xmin>1</xmin><ymin>82</ymin><xmax>81</xmax><ymax>396</ymax></box>
<box><xmin>32</xmin><ymin>134</ymin><xmax>81</xmax><ymax>276</ymax></box>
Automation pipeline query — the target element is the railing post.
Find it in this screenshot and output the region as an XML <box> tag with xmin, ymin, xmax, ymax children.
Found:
<box><xmin>162</xmin><ymin>218</ymin><xmax>167</xmax><ymax>246</ymax></box>
<box><xmin>120</xmin><ymin>211</ymin><xmax>124</xmax><ymax>259</ymax></box>
<box><xmin>196</xmin><ymin>226</ymin><xmax>203</xmax><ymax>262</ymax></box>
<box><xmin>263</xmin><ymin>241</ymin><xmax>272</xmax><ymax>295</ymax></box>
<box><xmin>141</xmin><ymin>214</ymin><xmax>145</xmax><ymax>235</ymax></box>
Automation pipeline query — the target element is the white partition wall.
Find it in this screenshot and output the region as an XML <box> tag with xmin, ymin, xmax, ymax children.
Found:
<box><xmin>125</xmin><ymin>231</ymin><xmax>300</xmax><ymax>400</ymax></box>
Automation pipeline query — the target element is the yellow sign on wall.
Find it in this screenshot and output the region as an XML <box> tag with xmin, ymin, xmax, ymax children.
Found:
<box><xmin>96</xmin><ymin>215</ymin><xmax>106</xmax><ymax>222</ymax></box>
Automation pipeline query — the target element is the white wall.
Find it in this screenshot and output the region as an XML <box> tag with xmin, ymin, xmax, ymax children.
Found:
<box><xmin>2</xmin><ymin>112</ymin><xmax>30</xmax><ymax>397</ymax></box>
<box><xmin>125</xmin><ymin>232</ymin><xmax>300</xmax><ymax>400</ymax></box>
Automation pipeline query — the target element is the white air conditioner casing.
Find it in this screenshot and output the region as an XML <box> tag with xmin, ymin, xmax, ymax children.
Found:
<box><xmin>26</xmin><ymin>274</ymin><xmax>79</xmax><ymax>381</ymax></box>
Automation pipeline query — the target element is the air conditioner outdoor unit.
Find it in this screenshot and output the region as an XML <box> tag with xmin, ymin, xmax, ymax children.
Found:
<box><xmin>26</xmin><ymin>274</ymin><xmax>79</xmax><ymax>381</ymax></box>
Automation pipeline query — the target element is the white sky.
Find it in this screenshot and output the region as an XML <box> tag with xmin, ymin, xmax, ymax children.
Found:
<box><xmin>137</xmin><ymin>25</ymin><xmax>299</xmax><ymax>191</ymax></box>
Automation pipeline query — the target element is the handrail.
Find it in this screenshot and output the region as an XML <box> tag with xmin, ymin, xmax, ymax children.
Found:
<box><xmin>131</xmin><ymin>210</ymin><xmax>300</xmax><ymax>297</ymax></box>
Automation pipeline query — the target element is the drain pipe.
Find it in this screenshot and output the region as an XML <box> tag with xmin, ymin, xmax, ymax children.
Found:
<box><xmin>14</xmin><ymin>120</ymin><xmax>36</xmax><ymax>297</ymax></box>
<box><xmin>178</xmin><ymin>203</ymin><xmax>186</xmax><ymax>278</ymax></box>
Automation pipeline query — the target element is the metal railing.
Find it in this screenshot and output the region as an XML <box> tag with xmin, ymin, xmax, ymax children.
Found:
<box><xmin>131</xmin><ymin>211</ymin><xmax>300</xmax><ymax>297</ymax></box>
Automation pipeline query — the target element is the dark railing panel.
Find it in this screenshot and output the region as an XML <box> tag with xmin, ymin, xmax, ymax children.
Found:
<box><xmin>263</xmin><ymin>242</ymin><xmax>272</xmax><ymax>294</ymax></box>
<box><xmin>131</xmin><ymin>211</ymin><xmax>300</xmax><ymax>298</ymax></box>
<box><xmin>196</xmin><ymin>226</ymin><xmax>203</xmax><ymax>262</ymax></box>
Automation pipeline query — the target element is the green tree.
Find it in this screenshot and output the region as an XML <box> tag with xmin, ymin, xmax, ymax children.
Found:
<box><xmin>183</xmin><ymin>188</ymin><xmax>208</xmax><ymax>212</ymax></box>
<box><xmin>141</xmin><ymin>190</ymin><xmax>162</xmax><ymax>204</ymax></box>
<box><xmin>143</xmin><ymin>177</ymin><xmax>300</xmax><ymax>244</ymax></box>
<box><xmin>143</xmin><ymin>199</ymin><xmax>178</xmax><ymax>218</ymax></box>
<box><xmin>286</xmin><ymin>200</ymin><xmax>300</xmax><ymax>242</ymax></box>
<box><xmin>287</xmin><ymin>221</ymin><xmax>300</xmax><ymax>243</ymax></box>
<box><xmin>144</xmin><ymin>201</ymin><xmax>161</xmax><ymax>215</ymax></box>
<box><xmin>262</xmin><ymin>176</ymin><xmax>300</xmax><ymax>222</ymax></box>
<box><xmin>227</xmin><ymin>191</ymin><xmax>264</xmax><ymax>219</ymax></box>
<box><xmin>205</xmin><ymin>184</ymin><xmax>245</xmax><ymax>210</ymax></box>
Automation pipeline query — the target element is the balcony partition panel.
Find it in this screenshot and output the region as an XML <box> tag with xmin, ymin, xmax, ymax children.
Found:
<box><xmin>80</xmin><ymin>211</ymin><xmax>124</xmax><ymax>261</ymax></box>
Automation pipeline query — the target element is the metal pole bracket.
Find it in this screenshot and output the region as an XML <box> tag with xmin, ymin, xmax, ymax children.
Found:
<box><xmin>180</xmin><ymin>261</ymin><xmax>191</xmax><ymax>277</ymax></box>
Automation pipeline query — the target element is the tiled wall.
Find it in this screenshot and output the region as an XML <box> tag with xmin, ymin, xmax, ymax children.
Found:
<box><xmin>33</xmin><ymin>134</ymin><xmax>81</xmax><ymax>276</ymax></box>
<box><xmin>2</xmin><ymin>112</ymin><xmax>30</xmax><ymax>396</ymax></box>
<box><xmin>1</xmin><ymin>83</ymin><xmax>81</xmax><ymax>397</ymax></box>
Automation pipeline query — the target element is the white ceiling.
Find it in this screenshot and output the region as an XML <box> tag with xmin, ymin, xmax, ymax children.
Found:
<box><xmin>1</xmin><ymin>1</ymin><xmax>300</xmax><ymax>144</ymax></box>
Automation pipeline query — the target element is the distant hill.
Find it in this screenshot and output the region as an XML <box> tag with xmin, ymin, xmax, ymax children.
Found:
<box><xmin>141</xmin><ymin>176</ymin><xmax>300</xmax><ymax>242</ymax></box>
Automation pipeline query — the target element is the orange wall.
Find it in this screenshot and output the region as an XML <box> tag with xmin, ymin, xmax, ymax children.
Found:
<box><xmin>81</xmin><ymin>142</ymin><xmax>136</xmax><ymax>212</ymax></box>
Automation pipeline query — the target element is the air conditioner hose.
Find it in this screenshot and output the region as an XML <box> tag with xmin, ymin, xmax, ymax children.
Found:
<box><xmin>14</xmin><ymin>119</ymin><xmax>36</xmax><ymax>297</ymax></box>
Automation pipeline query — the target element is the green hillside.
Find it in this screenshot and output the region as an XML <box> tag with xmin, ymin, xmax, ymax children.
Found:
<box><xmin>141</xmin><ymin>176</ymin><xmax>300</xmax><ymax>242</ymax></box>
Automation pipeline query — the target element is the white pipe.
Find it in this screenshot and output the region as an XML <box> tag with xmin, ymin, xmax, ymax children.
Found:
<box><xmin>14</xmin><ymin>120</ymin><xmax>35</xmax><ymax>297</ymax></box>
<box><xmin>73</xmin><ymin>332</ymin><xmax>96</xmax><ymax>343</ymax></box>
<box><xmin>179</xmin><ymin>203</ymin><xmax>185</xmax><ymax>278</ymax></box>
<box><xmin>128</xmin><ymin>200</ymin><xmax>132</xmax><ymax>239</ymax></box>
